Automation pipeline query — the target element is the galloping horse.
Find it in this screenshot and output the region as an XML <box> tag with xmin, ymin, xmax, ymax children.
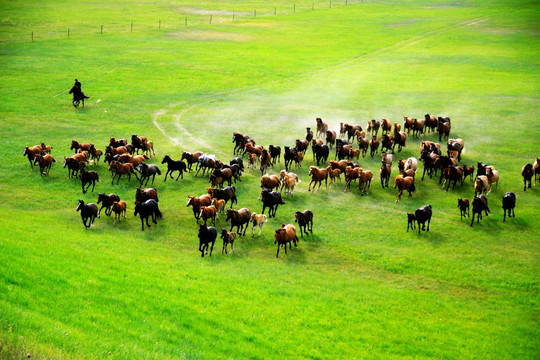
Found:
<box><xmin>134</xmin><ymin>199</ymin><xmax>162</xmax><ymax>231</ymax></box>
<box><xmin>394</xmin><ymin>175</ymin><xmax>415</xmax><ymax>202</ymax></box>
<box><xmin>69</xmin><ymin>86</ymin><xmax>89</xmax><ymax>108</ymax></box>
<box><xmin>76</xmin><ymin>200</ymin><xmax>98</xmax><ymax>229</ymax></box>
<box><xmin>137</xmin><ymin>162</ymin><xmax>161</xmax><ymax>186</ymax></box>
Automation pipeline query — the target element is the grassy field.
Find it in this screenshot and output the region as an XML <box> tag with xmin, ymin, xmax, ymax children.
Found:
<box><xmin>1</xmin><ymin>0</ymin><xmax>539</xmax><ymax>359</ymax></box>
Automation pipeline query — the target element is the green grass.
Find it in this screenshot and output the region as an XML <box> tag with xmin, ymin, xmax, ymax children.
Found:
<box><xmin>1</xmin><ymin>0</ymin><xmax>539</xmax><ymax>359</ymax></box>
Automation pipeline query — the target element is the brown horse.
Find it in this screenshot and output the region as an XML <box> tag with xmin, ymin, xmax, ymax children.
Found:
<box><xmin>259</xmin><ymin>149</ymin><xmax>272</xmax><ymax>175</ymax></box>
<box><xmin>380</xmin><ymin>161</ymin><xmax>391</xmax><ymax>188</ymax></box>
<box><xmin>135</xmin><ymin>188</ymin><xmax>158</xmax><ymax>204</ymax></box>
<box><xmin>109</xmin><ymin>137</ymin><xmax>128</xmax><ymax>148</ymax></box>
<box><xmin>367</xmin><ymin>119</ymin><xmax>380</xmax><ymax>136</ymax></box>
<box><xmin>370</xmin><ymin>136</ymin><xmax>380</xmax><ymax>158</ymax></box>
<box><xmin>486</xmin><ymin>168</ymin><xmax>499</xmax><ymax>194</ymax></box>
<box><xmin>412</xmin><ymin>118</ymin><xmax>425</xmax><ymax>137</ymax></box>
<box><xmin>474</xmin><ymin>175</ymin><xmax>489</xmax><ymax>196</ymax></box>
<box><xmin>118</xmin><ymin>154</ymin><xmax>149</xmax><ymax>167</ymax></box>
<box><xmin>344</xmin><ymin>123</ymin><xmax>363</xmax><ymax>142</ymax></box>
<box><xmin>70</xmin><ymin>140</ymin><xmax>94</xmax><ymax>154</ymax></box>
<box><xmin>358</xmin><ymin>169</ymin><xmax>373</xmax><ymax>195</ymax></box>
<box><xmin>225</xmin><ymin>208</ymin><xmax>251</xmax><ymax>236</ymax></box>
<box><xmin>34</xmin><ymin>154</ymin><xmax>56</xmax><ymax>175</ymax></box>
<box><xmin>534</xmin><ymin>158</ymin><xmax>540</xmax><ymax>185</ymax></box>
<box><xmin>23</xmin><ymin>146</ymin><xmax>42</xmax><ymax>168</ymax></box>
<box><xmin>462</xmin><ymin>164</ymin><xmax>475</xmax><ymax>182</ymax></box>
<box><xmin>381</xmin><ymin>134</ymin><xmax>394</xmax><ymax>153</ymax></box>
<box><xmin>394</xmin><ymin>175</ymin><xmax>415</xmax><ymax>202</ymax></box>
<box><xmin>106</xmin><ymin>145</ymin><xmax>128</xmax><ymax>156</ymax></box>
<box><xmin>109</xmin><ymin>161</ymin><xmax>138</xmax><ymax>185</ymax></box>
<box><xmin>437</xmin><ymin>120</ymin><xmax>451</xmax><ymax>141</ymax></box>
<box><xmin>357</xmin><ymin>136</ymin><xmax>369</xmax><ymax>158</ymax></box>
<box><xmin>326</xmin><ymin>130</ymin><xmax>337</xmax><ymax>149</ymax></box>
<box><xmin>403</xmin><ymin>116</ymin><xmax>415</xmax><ymax>135</ymax></box>
<box><xmin>181</xmin><ymin>151</ymin><xmax>203</xmax><ymax>171</ymax></box>
<box><xmin>112</xmin><ymin>201</ymin><xmax>127</xmax><ymax>224</ymax></box>
<box><xmin>64</xmin><ymin>156</ymin><xmax>86</xmax><ymax>178</ymax></box>
<box><xmin>344</xmin><ymin>166</ymin><xmax>361</xmax><ymax>192</ymax></box>
<box><xmin>521</xmin><ymin>163</ymin><xmax>534</xmax><ymax>191</ymax></box>
<box><xmin>424</xmin><ymin>114</ymin><xmax>438</xmax><ymax>133</ymax></box>
<box><xmin>274</xmin><ymin>224</ymin><xmax>298</xmax><ymax>258</ymax></box>
<box><xmin>381</xmin><ymin>118</ymin><xmax>392</xmax><ymax>135</ymax></box>
<box><xmin>457</xmin><ymin>198</ymin><xmax>470</xmax><ymax>220</ymax></box>
<box><xmin>316</xmin><ymin>117</ymin><xmax>328</xmax><ymax>138</ymax></box>
<box><xmin>187</xmin><ymin>195</ymin><xmax>212</xmax><ymax>220</ymax></box>
<box><xmin>308</xmin><ymin>166</ymin><xmax>328</xmax><ymax>191</ymax></box>
<box><xmin>260</xmin><ymin>175</ymin><xmax>281</xmax><ymax>193</ymax></box>
<box><xmin>199</xmin><ymin>205</ymin><xmax>218</xmax><ymax>226</ymax></box>
<box><xmin>392</xmin><ymin>127</ymin><xmax>407</xmax><ymax>153</ymax></box>
<box><xmin>97</xmin><ymin>193</ymin><xmax>120</xmax><ymax>217</ymax></box>
<box><xmin>131</xmin><ymin>134</ymin><xmax>148</xmax><ymax>154</ymax></box>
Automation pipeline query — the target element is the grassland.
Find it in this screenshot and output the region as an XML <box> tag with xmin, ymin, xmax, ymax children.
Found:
<box><xmin>0</xmin><ymin>0</ymin><xmax>539</xmax><ymax>359</ymax></box>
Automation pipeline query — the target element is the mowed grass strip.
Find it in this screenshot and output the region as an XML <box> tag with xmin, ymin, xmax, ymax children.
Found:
<box><xmin>1</xmin><ymin>0</ymin><xmax>539</xmax><ymax>359</ymax></box>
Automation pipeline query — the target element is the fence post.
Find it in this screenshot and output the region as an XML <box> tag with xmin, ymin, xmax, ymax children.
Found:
<box><xmin>254</xmin><ymin>9</ymin><xmax>256</xmax><ymax>17</ymax></box>
<box><xmin>294</xmin><ymin>4</ymin><xmax>296</xmax><ymax>13</ymax></box>
<box><xmin>68</xmin><ymin>28</ymin><xmax>70</xmax><ymax>38</ymax></box>
<box><xmin>31</xmin><ymin>31</ymin><xmax>33</xmax><ymax>42</ymax></box>
<box><xmin>101</xmin><ymin>25</ymin><xmax>103</xmax><ymax>34</ymax></box>
<box><xmin>131</xmin><ymin>21</ymin><xmax>133</xmax><ymax>32</ymax></box>
<box><xmin>185</xmin><ymin>17</ymin><xmax>187</xmax><ymax>27</ymax></box>
<box><xmin>312</xmin><ymin>2</ymin><xmax>315</xmax><ymax>10</ymax></box>
<box><xmin>330</xmin><ymin>1</ymin><xmax>332</xmax><ymax>8</ymax></box>
<box><xmin>159</xmin><ymin>20</ymin><xmax>161</xmax><ymax>29</ymax></box>
<box><xmin>233</xmin><ymin>12</ymin><xmax>235</xmax><ymax>21</ymax></box>
<box><xmin>274</xmin><ymin>7</ymin><xmax>277</xmax><ymax>15</ymax></box>
<box><xmin>210</xmin><ymin>15</ymin><xmax>212</xmax><ymax>24</ymax></box>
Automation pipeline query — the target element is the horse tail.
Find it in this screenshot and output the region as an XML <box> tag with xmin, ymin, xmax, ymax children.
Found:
<box><xmin>410</xmin><ymin>182</ymin><xmax>416</xmax><ymax>193</ymax></box>
<box><xmin>96</xmin><ymin>173</ymin><xmax>101</xmax><ymax>182</ymax></box>
<box><xmin>155</xmin><ymin>207</ymin><xmax>162</xmax><ymax>219</ymax></box>
<box><xmin>157</xmin><ymin>167</ymin><xmax>162</xmax><ymax>175</ymax></box>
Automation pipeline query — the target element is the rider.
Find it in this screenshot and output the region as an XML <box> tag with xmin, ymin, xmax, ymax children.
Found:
<box><xmin>73</xmin><ymin>78</ymin><xmax>89</xmax><ymax>99</ymax></box>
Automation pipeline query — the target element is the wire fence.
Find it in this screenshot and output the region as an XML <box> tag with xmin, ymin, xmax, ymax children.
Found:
<box><xmin>0</xmin><ymin>0</ymin><xmax>364</xmax><ymax>44</ymax></box>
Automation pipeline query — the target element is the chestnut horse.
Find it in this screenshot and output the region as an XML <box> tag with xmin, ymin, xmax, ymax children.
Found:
<box><xmin>394</xmin><ymin>175</ymin><xmax>415</xmax><ymax>202</ymax></box>
<box><xmin>274</xmin><ymin>224</ymin><xmax>298</xmax><ymax>258</ymax></box>
<box><xmin>109</xmin><ymin>161</ymin><xmax>138</xmax><ymax>185</ymax></box>
<box><xmin>308</xmin><ymin>166</ymin><xmax>328</xmax><ymax>191</ymax></box>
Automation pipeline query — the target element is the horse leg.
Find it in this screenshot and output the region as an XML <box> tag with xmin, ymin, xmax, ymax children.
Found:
<box><xmin>98</xmin><ymin>205</ymin><xmax>104</xmax><ymax>218</ymax></box>
<box><xmin>209</xmin><ymin>241</ymin><xmax>214</xmax><ymax>256</ymax></box>
<box><xmin>146</xmin><ymin>216</ymin><xmax>151</xmax><ymax>228</ymax></box>
<box><xmin>140</xmin><ymin>217</ymin><xmax>145</xmax><ymax>231</ymax></box>
<box><xmin>276</xmin><ymin>243</ymin><xmax>280</xmax><ymax>258</ymax></box>
<box><xmin>91</xmin><ymin>180</ymin><xmax>96</xmax><ymax>193</ymax></box>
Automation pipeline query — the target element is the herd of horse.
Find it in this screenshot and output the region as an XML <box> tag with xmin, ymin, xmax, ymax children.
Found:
<box><xmin>23</xmin><ymin>114</ymin><xmax>539</xmax><ymax>255</ymax></box>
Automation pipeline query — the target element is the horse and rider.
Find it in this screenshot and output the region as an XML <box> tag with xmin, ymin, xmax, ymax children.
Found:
<box><xmin>69</xmin><ymin>78</ymin><xmax>90</xmax><ymax>108</ymax></box>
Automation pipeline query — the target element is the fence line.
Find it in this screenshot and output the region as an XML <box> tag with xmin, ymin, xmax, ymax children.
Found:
<box><xmin>0</xmin><ymin>0</ymin><xmax>362</xmax><ymax>43</ymax></box>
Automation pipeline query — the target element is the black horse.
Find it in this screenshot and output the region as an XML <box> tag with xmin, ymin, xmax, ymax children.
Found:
<box><xmin>76</xmin><ymin>200</ymin><xmax>98</xmax><ymax>229</ymax></box>
<box><xmin>295</xmin><ymin>210</ymin><xmax>314</xmax><ymax>237</ymax></box>
<box><xmin>69</xmin><ymin>86</ymin><xmax>89</xmax><ymax>108</ymax></box>
<box><xmin>79</xmin><ymin>169</ymin><xmax>100</xmax><ymax>194</ymax></box>
<box><xmin>414</xmin><ymin>205</ymin><xmax>432</xmax><ymax>234</ymax></box>
<box><xmin>134</xmin><ymin>199</ymin><xmax>162</xmax><ymax>231</ymax></box>
<box><xmin>161</xmin><ymin>155</ymin><xmax>187</xmax><ymax>181</ymax></box>
<box><xmin>137</xmin><ymin>162</ymin><xmax>161</xmax><ymax>186</ymax></box>
<box><xmin>471</xmin><ymin>195</ymin><xmax>490</xmax><ymax>227</ymax></box>
<box><xmin>198</xmin><ymin>224</ymin><xmax>217</xmax><ymax>257</ymax></box>
<box><xmin>260</xmin><ymin>189</ymin><xmax>285</xmax><ymax>218</ymax></box>
<box><xmin>313</xmin><ymin>144</ymin><xmax>329</xmax><ymax>166</ymax></box>
<box><xmin>502</xmin><ymin>192</ymin><xmax>516</xmax><ymax>222</ymax></box>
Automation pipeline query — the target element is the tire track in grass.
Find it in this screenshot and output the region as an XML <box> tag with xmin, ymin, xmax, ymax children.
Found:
<box><xmin>153</xmin><ymin>16</ymin><xmax>491</xmax><ymax>152</ymax></box>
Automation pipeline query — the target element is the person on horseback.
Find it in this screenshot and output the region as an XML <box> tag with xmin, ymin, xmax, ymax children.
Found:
<box><xmin>69</xmin><ymin>78</ymin><xmax>90</xmax><ymax>108</ymax></box>
<box><xmin>73</xmin><ymin>79</ymin><xmax>89</xmax><ymax>99</ymax></box>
